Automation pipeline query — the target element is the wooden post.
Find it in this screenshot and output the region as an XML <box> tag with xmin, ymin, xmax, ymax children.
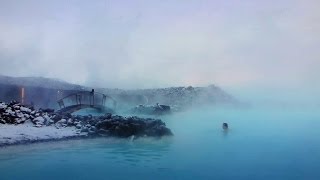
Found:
<box><xmin>102</xmin><ymin>95</ymin><xmax>106</xmax><ymax>106</ymax></box>
<box><xmin>76</xmin><ymin>94</ymin><xmax>81</xmax><ymax>105</ymax></box>
<box><xmin>58</xmin><ymin>100</ymin><xmax>65</xmax><ymax>109</ymax></box>
<box><xmin>21</xmin><ymin>87</ymin><xmax>25</xmax><ymax>104</ymax></box>
<box><xmin>91</xmin><ymin>89</ymin><xmax>95</xmax><ymax>107</ymax></box>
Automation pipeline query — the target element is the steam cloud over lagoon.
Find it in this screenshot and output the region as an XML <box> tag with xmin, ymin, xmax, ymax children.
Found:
<box><xmin>0</xmin><ymin>0</ymin><xmax>319</xmax><ymax>96</ymax></box>
<box><xmin>1</xmin><ymin>1</ymin><xmax>320</xmax><ymax>180</ymax></box>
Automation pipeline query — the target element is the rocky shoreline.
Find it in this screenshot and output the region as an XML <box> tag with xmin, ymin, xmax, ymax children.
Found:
<box><xmin>0</xmin><ymin>101</ymin><xmax>173</xmax><ymax>147</ymax></box>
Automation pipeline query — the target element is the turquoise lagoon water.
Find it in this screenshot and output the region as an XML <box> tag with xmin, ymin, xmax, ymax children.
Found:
<box><xmin>0</xmin><ymin>106</ymin><xmax>320</xmax><ymax>180</ymax></box>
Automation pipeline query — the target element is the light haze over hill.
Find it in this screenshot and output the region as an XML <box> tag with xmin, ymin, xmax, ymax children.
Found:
<box><xmin>0</xmin><ymin>75</ymin><xmax>237</xmax><ymax>110</ymax></box>
<box><xmin>0</xmin><ymin>0</ymin><xmax>319</xmax><ymax>92</ymax></box>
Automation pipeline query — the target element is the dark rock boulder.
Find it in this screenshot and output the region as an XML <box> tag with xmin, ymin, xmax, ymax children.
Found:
<box><xmin>0</xmin><ymin>101</ymin><xmax>173</xmax><ymax>138</ymax></box>
<box><xmin>95</xmin><ymin>116</ymin><xmax>173</xmax><ymax>138</ymax></box>
<box><xmin>51</xmin><ymin>114</ymin><xmax>62</xmax><ymax>123</ymax></box>
<box><xmin>40</xmin><ymin>108</ymin><xmax>55</xmax><ymax>113</ymax></box>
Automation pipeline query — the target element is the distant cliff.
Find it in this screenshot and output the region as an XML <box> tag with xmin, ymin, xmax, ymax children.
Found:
<box><xmin>98</xmin><ymin>85</ymin><xmax>237</xmax><ymax>110</ymax></box>
<box><xmin>0</xmin><ymin>75</ymin><xmax>84</xmax><ymax>109</ymax></box>
<box><xmin>0</xmin><ymin>75</ymin><xmax>237</xmax><ymax>110</ymax></box>
<box><xmin>0</xmin><ymin>75</ymin><xmax>83</xmax><ymax>90</ymax></box>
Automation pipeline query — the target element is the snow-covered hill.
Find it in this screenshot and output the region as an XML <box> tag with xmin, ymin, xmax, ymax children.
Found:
<box><xmin>99</xmin><ymin>85</ymin><xmax>237</xmax><ymax>110</ymax></box>
<box><xmin>0</xmin><ymin>75</ymin><xmax>237</xmax><ymax>110</ymax></box>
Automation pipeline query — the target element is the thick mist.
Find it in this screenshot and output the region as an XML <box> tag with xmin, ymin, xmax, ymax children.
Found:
<box><xmin>1</xmin><ymin>2</ymin><xmax>320</xmax><ymax>179</ymax></box>
<box><xmin>227</xmin><ymin>86</ymin><xmax>320</xmax><ymax>109</ymax></box>
<box><xmin>0</xmin><ymin>0</ymin><xmax>319</xmax><ymax>97</ymax></box>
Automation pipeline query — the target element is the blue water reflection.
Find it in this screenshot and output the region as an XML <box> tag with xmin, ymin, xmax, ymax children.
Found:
<box><xmin>0</xmin><ymin>106</ymin><xmax>319</xmax><ymax>180</ymax></box>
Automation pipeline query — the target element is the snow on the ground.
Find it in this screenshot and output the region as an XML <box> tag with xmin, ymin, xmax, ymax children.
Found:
<box><xmin>0</xmin><ymin>122</ymin><xmax>86</xmax><ymax>146</ymax></box>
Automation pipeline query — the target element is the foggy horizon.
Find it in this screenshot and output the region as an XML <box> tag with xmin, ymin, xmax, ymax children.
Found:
<box><xmin>1</xmin><ymin>0</ymin><xmax>319</xmax><ymax>94</ymax></box>
<box><xmin>1</xmin><ymin>1</ymin><xmax>320</xmax><ymax>179</ymax></box>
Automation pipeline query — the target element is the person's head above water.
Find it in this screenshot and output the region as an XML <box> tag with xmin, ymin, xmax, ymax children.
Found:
<box><xmin>222</xmin><ymin>123</ymin><xmax>229</xmax><ymax>130</ymax></box>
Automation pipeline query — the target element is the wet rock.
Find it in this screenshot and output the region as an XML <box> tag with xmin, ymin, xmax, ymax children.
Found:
<box><xmin>97</xmin><ymin>129</ymin><xmax>110</xmax><ymax>136</ymax></box>
<box><xmin>33</xmin><ymin>116</ymin><xmax>45</xmax><ymax>126</ymax></box>
<box><xmin>103</xmin><ymin>113</ymin><xmax>112</xmax><ymax>119</ymax></box>
<box><xmin>67</xmin><ymin>118</ymin><xmax>74</xmax><ymax>126</ymax></box>
<box><xmin>49</xmin><ymin>119</ymin><xmax>54</xmax><ymax>125</ymax></box>
<box><xmin>89</xmin><ymin>126</ymin><xmax>96</xmax><ymax>132</ymax></box>
<box><xmin>0</xmin><ymin>103</ymin><xmax>8</xmax><ymax>110</ymax></box>
<box><xmin>74</xmin><ymin>115</ymin><xmax>83</xmax><ymax>121</ymax></box>
<box><xmin>16</xmin><ymin>111</ymin><xmax>24</xmax><ymax>118</ymax></box>
<box><xmin>41</xmin><ymin>108</ymin><xmax>55</xmax><ymax>113</ymax></box>
<box><xmin>20</xmin><ymin>107</ymin><xmax>31</xmax><ymax>113</ymax></box>
<box><xmin>58</xmin><ymin>119</ymin><xmax>67</xmax><ymax>124</ymax></box>
<box><xmin>95</xmin><ymin>116</ymin><xmax>173</xmax><ymax>138</ymax></box>
<box><xmin>51</xmin><ymin>114</ymin><xmax>62</xmax><ymax>123</ymax></box>
<box><xmin>76</xmin><ymin>123</ymin><xmax>82</xmax><ymax>129</ymax></box>
<box><xmin>0</xmin><ymin>101</ymin><xmax>173</xmax><ymax>139</ymax></box>
<box><xmin>35</xmin><ymin>124</ymin><xmax>42</xmax><ymax>128</ymax></box>
<box><xmin>55</xmin><ymin>119</ymin><xmax>67</xmax><ymax>129</ymax></box>
<box><xmin>15</xmin><ymin>117</ymin><xmax>26</xmax><ymax>124</ymax></box>
<box><xmin>43</xmin><ymin>114</ymin><xmax>53</xmax><ymax>126</ymax></box>
<box><xmin>14</xmin><ymin>105</ymin><xmax>20</xmax><ymax>110</ymax></box>
<box><xmin>81</xmin><ymin>127</ymin><xmax>88</xmax><ymax>133</ymax></box>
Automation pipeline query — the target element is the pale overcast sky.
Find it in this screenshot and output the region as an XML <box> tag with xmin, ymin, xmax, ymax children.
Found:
<box><xmin>0</xmin><ymin>0</ymin><xmax>319</xmax><ymax>91</ymax></box>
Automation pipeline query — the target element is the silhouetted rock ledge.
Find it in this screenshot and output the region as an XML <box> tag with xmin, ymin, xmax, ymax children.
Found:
<box><xmin>0</xmin><ymin>101</ymin><xmax>173</xmax><ymax>147</ymax></box>
<box><xmin>95</xmin><ymin>116</ymin><xmax>173</xmax><ymax>137</ymax></box>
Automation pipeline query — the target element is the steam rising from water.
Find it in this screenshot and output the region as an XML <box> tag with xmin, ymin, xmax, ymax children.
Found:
<box><xmin>1</xmin><ymin>104</ymin><xmax>320</xmax><ymax>179</ymax></box>
<box><xmin>0</xmin><ymin>0</ymin><xmax>319</xmax><ymax>93</ymax></box>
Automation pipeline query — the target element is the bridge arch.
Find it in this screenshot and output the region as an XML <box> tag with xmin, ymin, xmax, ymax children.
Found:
<box><xmin>56</xmin><ymin>90</ymin><xmax>116</xmax><ymax>114</ymax></box>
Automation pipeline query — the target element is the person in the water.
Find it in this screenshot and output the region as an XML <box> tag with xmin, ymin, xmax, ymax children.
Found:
<box><xmin>222</xmin><ymin>123</ymin><xmax>229</xmax><ymax>130</ymax></box>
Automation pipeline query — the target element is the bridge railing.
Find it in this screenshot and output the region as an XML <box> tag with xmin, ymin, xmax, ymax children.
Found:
<box><xmin>57</xmin><ymin>91</ymin><xmax>116</xmax><ymax>110</ymax></box>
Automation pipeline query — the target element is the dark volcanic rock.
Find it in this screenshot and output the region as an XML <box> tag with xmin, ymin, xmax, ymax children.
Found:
<box><xmin>51</xmin><ymin>114</ymin><xmax>62</xmax><ymax>123</ymax></box>
<box><xmin>0</xmin><ymin>101</ymin><xmax>173</xmax><ymax>139</ymax></box>
<box><xmin>40</xmin><ymin>108</ymin><xmax>55</xmax><ymax>113</ymax></box>
<box><xmin>95</xmin><ymin>116</ymin><xmax>173</xmax><ymax>138</ymax></box>
<box><xmin>0</xmin><ymin>101</ymin><xmax>33</xmax><ymax>124</ymax></box>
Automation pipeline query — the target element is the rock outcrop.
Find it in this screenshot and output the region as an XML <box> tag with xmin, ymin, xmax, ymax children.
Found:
<box><xmin>95</xmin><ymin>115</ymin><xmax>173</xmax><ymax>137</ymax></box>
<box><xmin>99</xmin><ymin>85</ymin><xmax>238</xmax><ymax>111</ymax></box>
<box><xmin>0</xmin><ymin>101</ymin><xmax>173</xmax><ymax>139</ymax></box>
<box><xmin>130</xmin><ymin>104</ymin><xmax>171</xmax><ymax>115</ymax></box>
<box><xmin>0</xmin><ymin>101</ymin><xmax>35</xmax><ymax>124</ymax></box>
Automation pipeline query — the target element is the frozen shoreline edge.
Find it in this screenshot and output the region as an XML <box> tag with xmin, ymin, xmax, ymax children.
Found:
<box><xmin>0</xmin><ymin>123</ymin><xmax>90</xmax><ymax>148</ymax></box>
<box><xmin>1</xmin><ymin>101</ymin><xmax>173</xmax><ymax>148</ymax></box>
<box><xmin>0</xmin><ymin>131</ymin><xmax>172</xmax><ymax>148</ymax></box>
<box><xmin>0</xmin><ymin>134</ymin><xmax>90</xmax><ymax>148</ymax></box>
